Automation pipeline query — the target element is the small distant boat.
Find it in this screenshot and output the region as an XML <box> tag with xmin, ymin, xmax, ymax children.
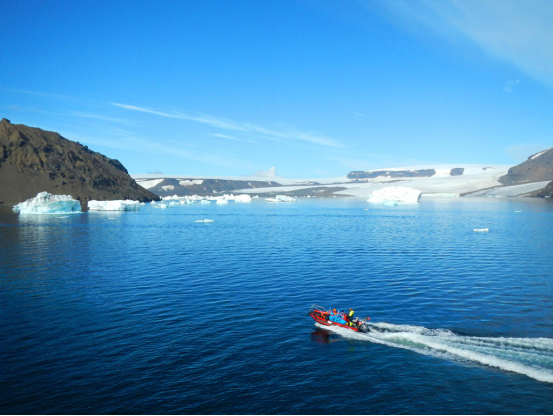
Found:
<box><xmin>308</xmin><ymin>304</ymin><xmax>370</xmax><ymax>332</ymax></box>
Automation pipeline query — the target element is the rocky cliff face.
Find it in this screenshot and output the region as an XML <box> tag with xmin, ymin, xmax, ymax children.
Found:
<box><xmin>500</xmin><ymin>148</ymin><xmax>553</xmax><ymax>186</ymax></box>
<box><xmin>0</xmin><ymin>119</ymin><xmax>160</xmax><ymax>209</ymax></box>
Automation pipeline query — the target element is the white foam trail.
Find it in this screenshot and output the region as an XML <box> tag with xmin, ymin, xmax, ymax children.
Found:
<box><xmin>316</xmin><ymin>322</ymin><xmax>553</xmax><ymax>383</ymax></box>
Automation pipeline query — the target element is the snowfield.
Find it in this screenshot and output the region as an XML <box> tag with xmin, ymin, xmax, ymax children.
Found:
<box><xmin>131</xmin><ymin>163</ymin><xmax>551</xmax><ymax>199</ymax></box>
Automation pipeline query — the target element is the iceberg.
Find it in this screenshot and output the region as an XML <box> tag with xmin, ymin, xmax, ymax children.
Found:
<box><xmin>13</xmin><ymin>192</ymin><xmax>81</xmax><ymax>214</ymax></box>
<box><xmin>474</xmin><ymin>228</ymin><xmax>489</xmax><ymax>232</ymax></box>
<box><xmin>235</xmin><ymin>194</ymin><xmax>252</xmax><ymax>203</ymax></box>
<box><xmin>195</xmin><ymin>219</ymin><xmax>214</xmax><ymax>223</ymax></box>
<box><xmin>367</xmin><ymin>187</ymin><xmax>421</xmax><ymax>205</ymax></box>
<box><xmin>266</xmin><ymin>195</ymin><xmax>297</xmax><ymax>202</ymax></box>
<box><xmin>88</xmin><ymin>200</ymin><xmax>140</xmax><ymax>211</ymax></box>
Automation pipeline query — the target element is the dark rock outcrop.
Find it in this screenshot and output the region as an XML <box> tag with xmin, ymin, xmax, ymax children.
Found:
<box><xmin>536</xmin><ymin>180</ymin><xmax>553</xmax><ymax>198</ymax></box>
<box><xmin>0</xmin><ymin>119</ymin><xmax>160</xmax><ymax>209</ymax></box>
<box><xmin>347</xmin><ymin>169</ymin><xmax>436</xmax><ymax>180</ymax></box>
<box><xmin>499</xmin><ymin>148</ymin><xmax>553</xmax><ymax>186</ymax></box>
<box><xmin>135</xmin><ymin>177</ymin><xmax>283</xmax><ymax>197</ymax></box>
<box><xmin>450</xmin><ymin>168</ymin><xmax>464</xmax><ymax>176</ymax></box>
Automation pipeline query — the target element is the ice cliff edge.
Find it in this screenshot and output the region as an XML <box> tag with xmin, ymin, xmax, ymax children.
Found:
<box><xmin>367</xmin><ymin>186</ymin><xmax>422</xmax><ymax>205</ymax></box>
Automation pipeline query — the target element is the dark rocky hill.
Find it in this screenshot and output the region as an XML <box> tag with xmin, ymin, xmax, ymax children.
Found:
<box><xmin>0</xmin><ymin>119</ymin><xmax>160</xmax><ymax>210</ymax></box>
<box><xmin>134</xmin><ymin>177</ymin><xmax>283</xmax><ymax>197</ymax></box>
<box><xmin>499</xmin><ymin>148</ymin><xmax>553</xmax><ymax>186</ymax></box>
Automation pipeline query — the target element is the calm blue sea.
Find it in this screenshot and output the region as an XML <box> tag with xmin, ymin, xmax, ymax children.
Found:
<box><xmin>1</xmin><ymin>198</ymin><xmax>553</xmax><ymax>414</ymax></box>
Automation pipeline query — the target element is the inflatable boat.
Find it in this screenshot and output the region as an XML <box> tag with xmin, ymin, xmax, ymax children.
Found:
<box><xmin>308</xmin><ymin>304</ymin><xmax>370</xmax><ymax>332</ymax></box>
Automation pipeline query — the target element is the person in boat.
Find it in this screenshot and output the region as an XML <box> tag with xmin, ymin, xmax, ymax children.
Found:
<box><xmin>347</xmin><ymin>308</ymin><xmax>355</xmax><ymax>326</ymax></box>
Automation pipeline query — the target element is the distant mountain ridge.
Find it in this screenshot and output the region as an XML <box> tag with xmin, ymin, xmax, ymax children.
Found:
<box><xmin>134</xmin><ymin>177</ymin><xmax>283</xmax><ymax>197</ymax></box>
<box><xmin>0</xmin><ymin>119</ymin><xmax>160</xmax><ymax>209</ymax></box>
<box><xmin>346</xmin><ymin>166</ymin><xmax>499</xmax><ymax>180</ymax></box>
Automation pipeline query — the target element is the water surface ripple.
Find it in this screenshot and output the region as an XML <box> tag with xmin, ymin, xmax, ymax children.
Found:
<box><xmin>1</xmin><ymin>198</ymin><xmax>552</xmax><ymax>414</ymax></box>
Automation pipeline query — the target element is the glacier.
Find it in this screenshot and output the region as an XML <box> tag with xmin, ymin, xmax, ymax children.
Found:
<box><xmin>88</xmin><ymin>200</ymin><xmax>140</xmax><ymax>211</ymax></box>
<box><xmin>13</xmin><ymin>192</ymin><xmax>82</xmax><ymax>214</ymax></box>
<box><xmin>367</xmin><ymin>186</ymin><xmax>422</xmax><ymax>205</ymax></box>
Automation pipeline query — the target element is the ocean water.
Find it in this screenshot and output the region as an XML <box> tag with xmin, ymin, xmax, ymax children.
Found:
<box><xmin>1</xmin><ymin>197</ymin><xmax>552</xmax><ymax>414</ymax></box>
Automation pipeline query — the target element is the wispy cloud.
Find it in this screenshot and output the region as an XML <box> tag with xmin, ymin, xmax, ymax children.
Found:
<box><xmin>5</xmin><ymin>88</ymin><xmax>91</xmax><ymax>103</ymax></box>
<box><xmin>375</xmin><ymin>0</ymin><xmax>553</xmax><ymax>87</ymax></box>
<box><xmin>353</xmin><ymin>111</ymin><xmax>366</xmax><ymax>117</ymax></box>
<box><xmin>208</xmin><ymin>133</ymin><xmax>257</xmax><ymax>144</ymax></box>
<box><xmin>253</xmin><ymin>166</ymin><xmax>280</xmax><ymax>178</ymax></box>
<box><xmin>504</xmin><ymin>79</ymin><xmax>520</xmax><ymax>93</ymax></box>
<box><xmin>112</xmin><ymin>103</ymin><xmax>343</xmax><ymax>148</ymax></box>
<box><xmin>71</xmin><ymin>112</ymin><xmax>127</xmax><ymax>123</ymax></box>
<box><xmin>66</xmin><ymin>130</ymin><xmax>254</xmax><ymax>170</ymax></box>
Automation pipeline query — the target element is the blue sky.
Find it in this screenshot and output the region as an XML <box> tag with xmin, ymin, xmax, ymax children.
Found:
<box><xmin>1</xmin><ymin>0</ymin><xmax>552</xmax><ymax>178</ymax></box>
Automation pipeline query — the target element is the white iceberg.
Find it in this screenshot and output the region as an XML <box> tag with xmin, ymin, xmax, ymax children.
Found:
<box><xmin>13</xmin><ymin>192</ymin><xmax>82</xmax><ymax>214</ymax></box>
<box><xmin>367</xmin><ymin>186</ymin><xmax>421</xmax><ymax>205</ymax></box>
<box><xmin>216</xmin><ymin>199</ymin><xmax>228</xmax><ymax>204</ymax></box>
<box><xmin>235</xmin><ymin>194</ymin><xmax>252</xmax><ymax>203</ymax></box>
<box><xmin>195</xmin><ymin>219</ymin><xmax>214</xmax><ymax>223</ymax></box>
<box><xmin>474</xmin><ymin>228</ymin><xmax>489</xmax><ymax>232</ymax></box>
<box><xmin>88</xmin><ymin>200</ymin><xmax>140</xmax><ymax>211</ymax></box>
<box><xmin>266</xmin><ymin>195</ymin><xmax>296</xmax><ymax>202</ymax></box>
<box><xmin>154</xmin><ymin>203</ymin><xmax>169</xmax><ymax>209</ymax></box>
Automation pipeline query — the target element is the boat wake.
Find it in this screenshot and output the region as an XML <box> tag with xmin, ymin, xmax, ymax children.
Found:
<box><xmin>316</xmin><ymin>322</ymin><xmax>553</xmax><ymax>383</ymax></box>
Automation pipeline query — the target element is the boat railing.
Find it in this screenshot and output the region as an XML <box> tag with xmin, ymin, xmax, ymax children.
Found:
<box><xmin>309</xmin><ymin>304</ymin><xmax>328</xmax><ymax>314</ymax></box>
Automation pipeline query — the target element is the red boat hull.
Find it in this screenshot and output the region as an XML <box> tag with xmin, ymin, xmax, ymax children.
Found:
<box><xmin>308</xmin><ymin>306</ymin><xmax>360</xmax><ymax>332</ymax></box>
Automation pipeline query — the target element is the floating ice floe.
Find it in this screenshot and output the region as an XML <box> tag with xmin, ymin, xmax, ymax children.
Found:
<box><xmin>13</xmin><ymin>192</ymin><xmax>82</xmax><ymax>214</ymax></box>
<box><xmin>195</xmin><ymin>219</ymin><xmax>214</xmax><ymax>223</ymax></box>
<box><xmin>154</xmin><ymin>203</ymin><xmax>169</xmax><ymax>209</ymax></box>
<box><xmin>216</xmin><ymin>199</ymin><xmax>228</xmax><ymax>204</ymax></box>
<box><xmin>235</xmin><ymin>194</ymin><xmax>252</xmax><ymax>203</ymax></box>
<box><xmin>367</xmin><ymin>186</ymin><xmax>421</xmax><ymax>205</ymax></box>
<box><xmin>474</xmin><ymin>228</ymin><xmax>489</xmax><ymax>232</ymax></box>
<box><xmin>266</xmin><ymin>195</ymin><xmax>297</xmax><ymax>202</ymax></box>
<box><xmin>88</xmin><ymin>200</ymin><xmax>140</xmax><ymax>211</ymax></box>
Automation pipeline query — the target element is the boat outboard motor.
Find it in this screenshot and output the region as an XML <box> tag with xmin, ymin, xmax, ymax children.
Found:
<box><xmin>358</xmin><ymin>319</ymin><xmax>371</xmax><ymax>333</ymax></box>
